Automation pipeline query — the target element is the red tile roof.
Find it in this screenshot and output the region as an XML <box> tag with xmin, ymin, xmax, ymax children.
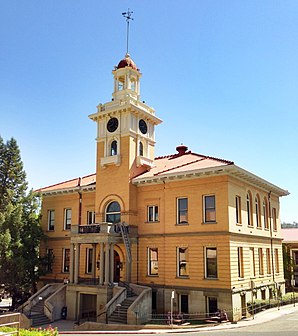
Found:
<box><xmin>134</xmin><ymin>151</ymin><xmax>233</xmax><ymax>180</ymax></box>
<box><xmin>37</xmin><ymin>173</ymin><xmax>96</xmax><ymax>193</ymax></box>
<box><xmin>281</xmin><ymin>228</ymin><xmax>298</xmax><ymax>243</ymax></box>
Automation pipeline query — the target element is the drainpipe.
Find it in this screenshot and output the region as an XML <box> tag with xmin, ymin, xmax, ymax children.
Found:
<box><xmin>78</xmin><ymin>178</ymin><xmax>82</xmax><ymax>226</ymax></box>
<box><xmin>268</xmin><ymin>191</ymin><xmax>275</xmax><ymax>285</ymax></box>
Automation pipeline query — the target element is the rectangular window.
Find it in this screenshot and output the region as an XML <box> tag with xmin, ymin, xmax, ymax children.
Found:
<box><xmin>250</xmin><ymin>247</ymin><xmax>256</xmax><ymax>277</ymax></box>
<box><xmin>275</xmin><ymin>249</ymin><xmax>280</xmax><ymax>273</ymax></box>
<box><xmin>177</xmin><ymin>198</ymin><xmax>188</xmax><ymax>224</ymax></box>
<box><xmin>48</xmin><ymin>210</ymin><xmax>55</xmax><ymax>231</ymax></box>
<box><xmin>64</xmin><ymin>208</ymin><xmax>72</xmax><ymax>230</ymax></box>
<box><xmin>86</xmin><ymin>248</ymin><xmax>93</xmax><ymax>274</ymax></box>
<box><xmin>147</xmin><ymin>205</ymin><xmax>159</xmax><ymax>222</ymax></box>
<box><xmin>87</xmin><ymin>211</ymin><xmax>96</xmax><ymax>224</ymax></box>
<box><xmin>272</xmin><ymin>208</ymin><xmax>277</xmax><ymax>231</ymax></box>
<box><xmin>63</xmin><ymin>248</ymin><xmax>70</xmax><ymax>273</ymax></box>
<box><xmin>204</xmin><ymin>195</ymin><xmax>216</xmax><ymax>222</ymax></box>
<box><xmin>266</xmin><ymin>248</ymin><xmax>271</xmax><ymax>274</ymax></box>
<box><xmin>148</xmin><ymin>248</ymin><xmax>158</xmax><ymax>276</ymax></box>
<box><xmin>258</xmin><ymin>248</ymin><xmax>264</xmax><ymax>275</ymax></box>
<box><xmin>238</xmin><ymin>247</ymin><xmax>244</xmax><ymax>278</ymax></box>
<box><xmin>236</xmin><ymin>196</ymin><xmax>242</xmax><ymax>224</ymax></box>
<box><xmin>205</xmin><ymin>247</ymin><xmax>218</xmax><ymax>279</ymax></box>
<box><xmin>46</xmin><ymin>249</ymin><xmax>54</xmax><ymax>273</ymax></box>
<box><xmin>177</xmin><ymin>247</ymin><xmax>189</xmax><ymax>277</ymax></box>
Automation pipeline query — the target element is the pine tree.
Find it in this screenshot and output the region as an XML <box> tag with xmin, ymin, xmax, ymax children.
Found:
<box><xmin>0</xmin><ymin>136</ymin><xmax>44</xmax><ymax>308</ymax></box>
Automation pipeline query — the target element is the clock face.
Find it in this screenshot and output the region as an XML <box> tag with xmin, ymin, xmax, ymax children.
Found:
<box><xmin>107</xmin><ymin>117</ymin><xmax>119</xmax><ymax>133</ymax></box>
<box><xmin>139</xmin><ymin>119</ymin><xmax>147</xmax><ymax>134</ymax></box>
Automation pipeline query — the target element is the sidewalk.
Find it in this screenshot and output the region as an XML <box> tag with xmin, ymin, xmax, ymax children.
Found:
<box><xmin>40</xmin><ymin>304</ymin><xmax>298</xmax><ymax>334</ymax></box>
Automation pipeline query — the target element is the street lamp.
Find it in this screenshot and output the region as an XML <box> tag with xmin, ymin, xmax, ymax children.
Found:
<box><xmin>292</xmin><ymin>279</ymin><xmax>296</xmax><ymax>307</ymax></box>
<box><xmin>170</xmin><ymin>291</ymin><xmax>175</xmax><ymax>327</ymax></box>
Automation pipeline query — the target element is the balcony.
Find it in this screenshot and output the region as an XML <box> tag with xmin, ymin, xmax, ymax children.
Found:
<box><xmin>70</xmin><ymin>222</ymin><xmax>122</xmax><ymax>244</ymax></box>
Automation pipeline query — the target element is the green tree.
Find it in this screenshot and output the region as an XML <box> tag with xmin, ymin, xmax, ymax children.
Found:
<box><xmin>0</xmin><ymin>136</ymin><xmax>44</xmax><ymax>308</ymax></box>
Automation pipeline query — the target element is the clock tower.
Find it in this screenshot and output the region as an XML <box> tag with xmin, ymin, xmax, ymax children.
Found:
<box><xmin>89</xmin><ymin>54</ymin><xmax>162</xmax><ymax>226</ymax></box>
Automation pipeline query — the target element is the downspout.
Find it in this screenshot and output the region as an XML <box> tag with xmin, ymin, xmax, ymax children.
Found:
<box><xmin>78</xmin><ymin>178</ymin><xmax>82</xmax><ymax>226</ymax></box>
<box><xmin>268</xmin><ymin>191</ymin><xmax>275</xmax><ymax>284</ymax></box>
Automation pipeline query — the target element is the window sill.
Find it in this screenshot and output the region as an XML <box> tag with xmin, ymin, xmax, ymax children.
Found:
<box><xmin>177</xmin><ymin>276</ymin><xmax>189</xmax><ymax>279</ymax></box>
<box><xmin>248</xmin><ymin>225</ymin><xmax>254</xmax><ymax>228</ymax></box>
<box><xmin>176</xmin><ymin>222</ymin><xmax>189</xmax><ymax>226</ymax></box>
<box><xmin>236</xmin><ymin>222</ymin><xmax>242</xmax><ymax>226</ymax></box>
<box><xmin>204</xmin><ymin>277</ymin><xmax>218</xmax><ymax>280</ymax></box>
<box><xmin>256</xmin><ymin>227</ymin><xmax>262</xmax><ymax>230</ymax></box>
<box><xmin>202</xmin><ymin>221</ymin><xmax>217</xmax><ymax>224</ymax></box>
<box><xmin>145</xmin><ymin>221</ymin><xmax>160</xmax><ymax>224</ymax></box>
<box><xmin>238</xmin><ymin>277</ymin><xmax>245</xmax><ymax>281</ymax></box>
<box><xmin>147</xmin><ymin>274</ymin><xmax>159</xmax><ymax>277</ymax></box>
<box><xmin>264</xmin><ymin>228</ymin><xmax>269</xmax><ymax>231</ymax></box>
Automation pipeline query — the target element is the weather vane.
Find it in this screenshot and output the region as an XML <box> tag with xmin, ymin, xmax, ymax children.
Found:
<box><xmin>122</xmin><ymin>8</ymin><xmax>134</xmax><ymax>55</ymax></box>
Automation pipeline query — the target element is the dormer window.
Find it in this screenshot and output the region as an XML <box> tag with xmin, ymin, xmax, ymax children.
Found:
<box><xmin>111</xmin><ymin>140</ymin><xmax>117</xmax><ymax>156</ymax></box>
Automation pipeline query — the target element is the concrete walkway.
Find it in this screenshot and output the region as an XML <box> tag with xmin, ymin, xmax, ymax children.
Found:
<box><xmin>37</xmin><ymin>304</ymin><xmax>298</xmax><ymax>334</ymax></box>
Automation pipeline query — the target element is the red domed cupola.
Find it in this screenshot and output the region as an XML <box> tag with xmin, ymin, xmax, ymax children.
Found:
<box><xmin>117</xmin><ymin>53</ymin><xmax>138</xmax><ymax>71</ymax></box>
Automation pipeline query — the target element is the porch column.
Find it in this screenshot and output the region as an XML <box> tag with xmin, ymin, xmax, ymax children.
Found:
<box><xmin>99</xmin><ymin>243</ymin><xmax>104</xmax><ymax>285</ymax></box>
<box><xmin>92</xmin><ymin>243</ymin><xmax>97</xmax><ymax>281</ymax></box>
<box><xmin>69</xmin><ymin>243</ymin><xmax>75</xmax><ymax>283</ymax></box>
<box><xmin>104</xmin><ymin>243</ymin><xmax>110</xmax><ymax>286</ymax></box>
<box><xmin>74</xmin><ymin>243</ymin><xmax>80</xmax><ymax>284</ymax></box>
<box><xmin>110</xmin><ymin>243</ymin><xmax>114</xmax><ymax>284</ymax></box>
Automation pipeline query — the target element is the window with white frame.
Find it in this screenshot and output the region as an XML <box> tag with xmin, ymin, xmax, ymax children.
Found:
<box><xmin>177</xmin><ymin>198</ymin><xmax>188</xmax><ymax>224</ymax></box>
<box><xmin>147</xmin><ymin>205</ymin><xmax>159</xmax><ymax>222</ymax></box>
<box><xmin>64</xmin><ymin>208</ymin><xmax>71</xmax><ymax>230</ymax></box>
<box><xmin>86</xmin><ymin>248</ymin><xmax>93</xmax><ymax>274</ymax></box>
<box><xmin>48</xmin><ymin>210</ymin><xmax>55</xmax><ymax>231</ymax></box>
<box><xmin>106</xmin><ymin>201</ymin><xmax>121</xmax><ymax>223</ymax></box>
<box><xmin>258</xmin><ymin>248</ymin><xmax>264</xmax><ymax>275</ymax></box>
<box><xmin>205</xmin><ymin>247</ymin><xmax>218</xmax><ymax>279</ymax></box>
<box><xmin>255</xmin><ymin>195</ymin><xmax>261</xmax><ymax>228</ymax></box>
<box><xmin>177</xmin><ymin>247</ymin><xmax>189</xmax><ymax>277</ymax></box>
<box><xmin>204</xmin><ymin>195</ymin><xmax>216</xmax><ymax>223</ymax></box>
<box><xmin>236</xmin><ymin>195</ymin><xmax>242</xmax><ymax>224</ymax></box>
<box><xmin>266</xmin><ymin>248</ymin><xmax>271</xmax><ymax>274</ymax></box>
<box><xmin>275</xmin><ymin>249</ymin><xmax>280</xmax><ymax>273</ymax></box>
<box><xmin>63</xmin><ymin>248</ymin><xmax>70</xmax><ymax>273</ymax></box>
<box><xmin>148</xmin><ymin>248</ymin><xmax>158</xmax><ymax>276</ymax></box>
<box><xmin>238</xmin><ymin>247</ymin><xmax>244</xmax><ymax>278</ymax></box>
<box><xmin>87</xmin><ymin>211</ymin><xmax>96</xmax><ymax>224</ymax></box>
<box><xmin>249</xmin><ymin>247</ymin><xmax>256</xmax><ymax>278</ymax></box>
<box><xmin>263</xmin><ymin>198</ymin><xmax>269</xmax><ymax>229</ymax></box>
<box><xmin>247</xmin><ymin>192</ymin><xmax>253</xmax><ymax>226</ymax></box>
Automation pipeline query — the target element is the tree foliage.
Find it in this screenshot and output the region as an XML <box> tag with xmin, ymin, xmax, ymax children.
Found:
<box><xmin>0</xmin><ymin>136</ymin><xmax>45</xmax><ymax>308</ymax></box>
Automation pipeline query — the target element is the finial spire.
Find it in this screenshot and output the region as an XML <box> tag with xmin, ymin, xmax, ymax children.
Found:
<box><xmin>122</xmin><ymin>8</ymin><xmax>134</xmax><ymax>55</ymax></box>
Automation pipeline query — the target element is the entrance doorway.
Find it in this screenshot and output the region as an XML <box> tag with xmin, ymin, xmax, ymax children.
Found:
<box><xmin>80</xmin><ymin>294</ymin><xmax>96</xmax><ymax>320</ymax></box>
<box><xmin>180</xmin><ymin>294</ymin><xmax>189</xmax><ymax>313</ymax></box>
<box><xmin>241</xmin><ymin>294</ymin><xmax>246</xmax><ymax>318</ymax></box>
<box><xmin>114</xmin><ymin>250</ymin><xmax>121</xmax><ymax>283</ymax></box>
<box><xmin>207</xmin><ymin>296</ymin><xmax>218</xmax><ymax>315</ymax></box>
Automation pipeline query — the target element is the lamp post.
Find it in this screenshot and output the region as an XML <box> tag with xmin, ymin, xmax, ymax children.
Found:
<box><xmin>292</xmin><ymin>279</ymin><xmax>296</xmax><ymax>307</ymax></box>
<box><xmin>170</xmin><ymin>291</ymin><xmax>175</xmax><ymax>327</ymax></box>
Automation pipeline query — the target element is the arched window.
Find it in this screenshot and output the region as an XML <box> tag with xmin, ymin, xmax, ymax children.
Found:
<box><xmin>263</xmin><ymin>198</ymin><xmax>269</xmax><ymax>229</ymax></box>
<box><xmin>110</xmin><ymin>140</ymin><xmax>117</xmax><ymax>156</ymax></box>
<box><xmin>255</xmin><ymin>195</ymin><xmax>261</xmax><ymax>228</ymax></box>
<box><xmin>247</xmin><ymin>192</ymin><xmax>253</xmax><ymax>226</ymax></box>
<box><xmin>106</xmin><ymin>201</ymin><xmax>121</xmax><ymax>224</ymax></box>
<box><xmin>139</xmin><ymin>142</ymin><xmax>144</xmax><ymax>156</ymax></box>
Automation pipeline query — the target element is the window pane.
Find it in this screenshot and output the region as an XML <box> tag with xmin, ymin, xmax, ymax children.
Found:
<box><xmin>206</xmin><ymin>247</ymin><xmax>217</xmax><ymax>278</ymax></box>
<box><xmin>178</xmin><ymin>198</ymin><xmax>188</xmax><ymax>224</ymax></box>
<box><xmin>204</xmin><ymin>195</ymin><xmax>216</xmax><ymax>222</ymax></box>
<box><xmin>149</xmin><ymin>248</ymin><xmax>158</xmax><ymax>275</ymax></box>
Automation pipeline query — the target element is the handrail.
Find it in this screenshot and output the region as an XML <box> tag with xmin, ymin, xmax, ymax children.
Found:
<box><xmin>96</xmin><ymin>287</ymin><xmax>125</xmax><ymax>323</ymax></box>
<box><xmin>0</xmin><ymin>312</ymin><xmax>20</xmax><ymax>336</ymax></box>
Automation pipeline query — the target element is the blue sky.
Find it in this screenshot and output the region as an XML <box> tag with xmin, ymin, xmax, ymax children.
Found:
<box><xmin>1</xmin><ymin>0</ymin><xmax>297</xmax><ymax>223</ymax></box>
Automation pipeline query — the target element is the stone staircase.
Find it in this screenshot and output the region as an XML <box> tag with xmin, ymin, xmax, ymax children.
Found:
<box><xmin>108</xmin><ymin>296</ymin><xmax>138</xmax><ymax>324</ymax></box>
<box><xmin>30</xmin><ymin>293</ymin><xmax>52</xmax><ymax>327</ymax></box>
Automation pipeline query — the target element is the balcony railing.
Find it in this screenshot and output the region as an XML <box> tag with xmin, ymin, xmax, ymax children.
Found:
<box><xmin>71</xmin><ymin>222</ymin><xmax>121</xmax><ymax>235</ymax></box>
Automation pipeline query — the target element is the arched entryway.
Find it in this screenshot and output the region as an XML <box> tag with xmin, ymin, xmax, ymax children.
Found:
<box><xmin>114</xmin><ymin>250</ymin><xmax>121</xmax><ymax>283</ymax></box>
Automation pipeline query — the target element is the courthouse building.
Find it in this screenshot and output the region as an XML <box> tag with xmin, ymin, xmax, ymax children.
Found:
<box><xmin>38</xmin><ymin>54</ymin><xmax>288</xmax><ymax>323</ymax></box>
